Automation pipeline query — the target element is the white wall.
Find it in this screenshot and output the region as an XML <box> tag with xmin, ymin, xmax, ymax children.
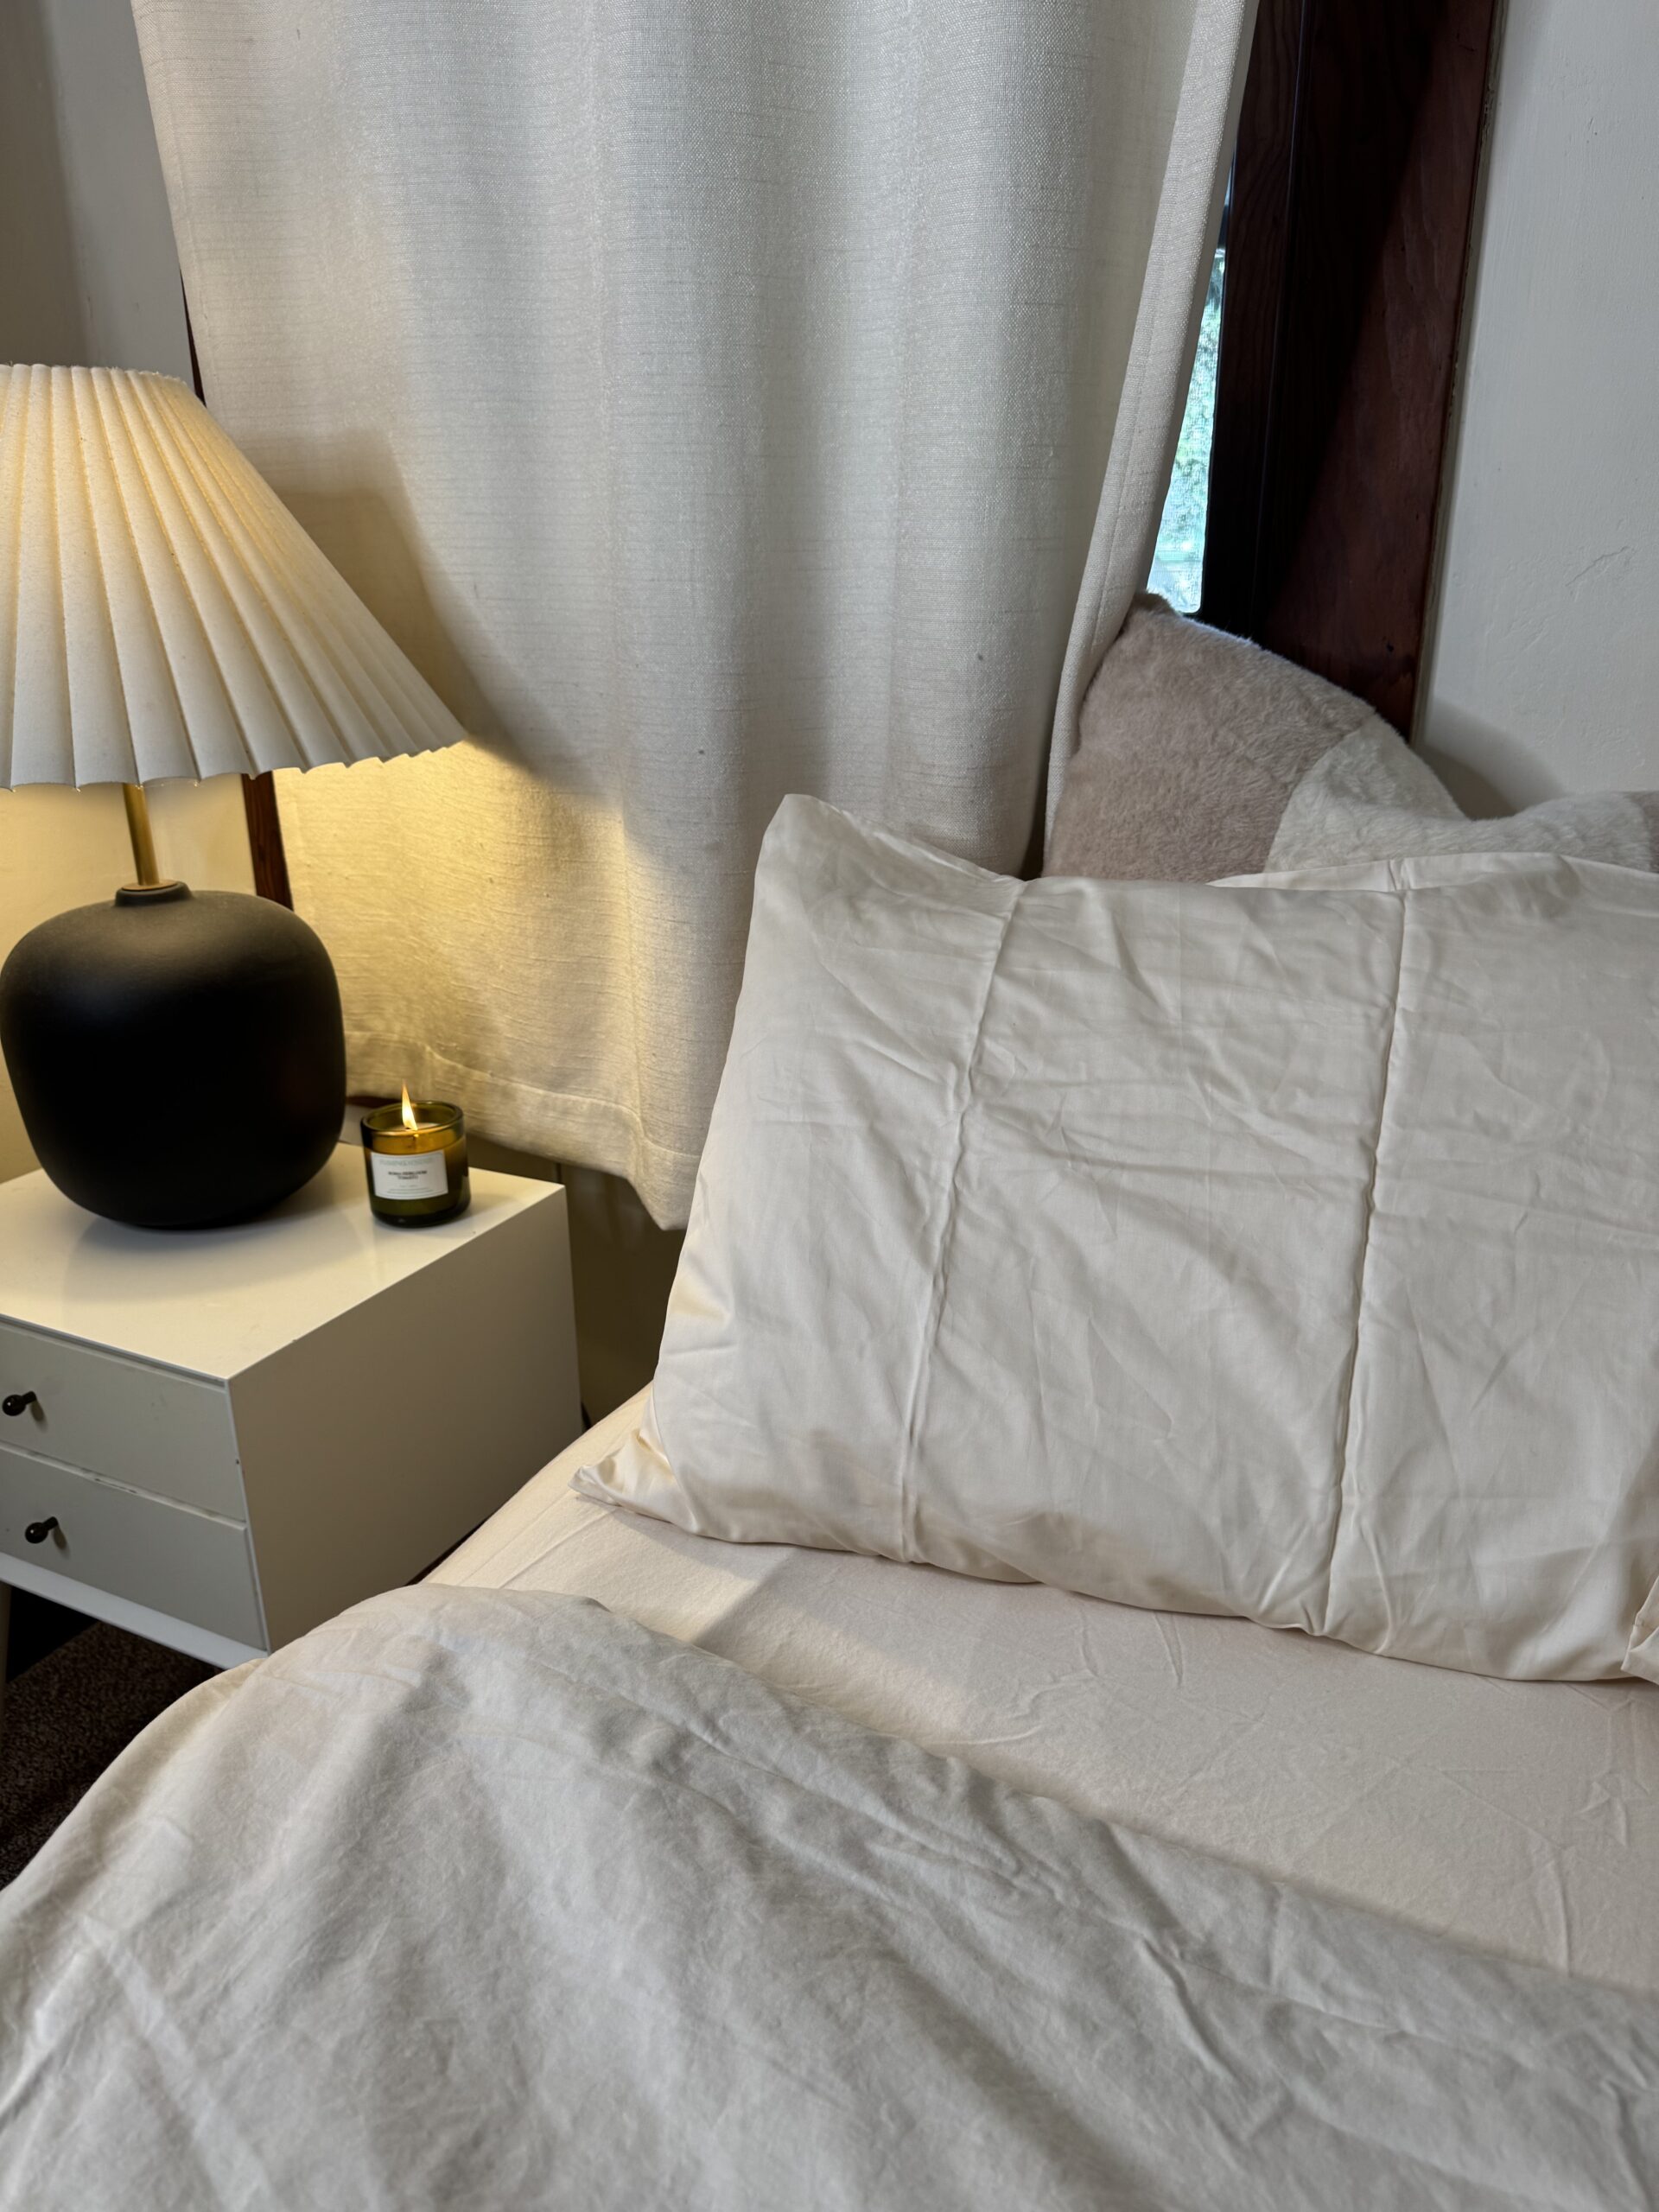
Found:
<box><xmin>0</xmin><ymin>0</ymin><xmax>190</xmax><ymax>404</ymax></box>
<box><xmin>1419</xmin><ymin>0</ymin><xmax>1659</xmax><ymax>811</ymax></box>
<box><xmin>31</xmin><ymin>0</ymin><xmax>204</xmax><ymax>378</ymax></box>
<box><xmin>0</xmin><ymin>0</ymin><xmax>254</xmax><ymax>1182</ymax></box>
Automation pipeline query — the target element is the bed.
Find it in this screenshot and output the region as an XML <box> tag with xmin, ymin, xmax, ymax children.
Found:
<box><xmin>3</xmin><ymin>1402</ymin><xmax>1657</xmax><ymax>2209</ymax></box>
<box><xmin>435</xmin><ymin>1391</ymin><xmax>1659</xmax><ymax>1998</ymax></box>
<box><xmin>5</xmin><ymin>808</ymin><xmax>1659</xmax><ymax>2207</ymax></box>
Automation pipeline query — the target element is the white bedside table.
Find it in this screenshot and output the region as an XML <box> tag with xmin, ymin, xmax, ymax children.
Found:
<box><xmin>0</xmin><ymin>1147</ymin><xmax>582</xmax><ymax>1671</ymax></box>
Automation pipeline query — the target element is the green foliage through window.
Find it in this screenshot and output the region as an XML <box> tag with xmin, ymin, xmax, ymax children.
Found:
<box><xmin>1148</xmin><ymin>248</ymin><xmax>1224</xmax><ymax>614</ymax></box>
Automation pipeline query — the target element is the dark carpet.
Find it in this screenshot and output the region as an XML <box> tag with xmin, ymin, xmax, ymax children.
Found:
<box><xmin>1</xmin><ymin>1608</ymin><xmax>213</xmax><ymax>1886</ymax></box>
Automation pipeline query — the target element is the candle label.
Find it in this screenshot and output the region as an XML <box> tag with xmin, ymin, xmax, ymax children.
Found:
<box><xmin>371</xmin><ymin>1150</ymin><xmax>449</xmax><ymax>1199</ymax></box>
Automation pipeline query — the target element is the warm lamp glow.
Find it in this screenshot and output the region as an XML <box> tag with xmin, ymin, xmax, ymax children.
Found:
<box><xmin>0</xmin><ymin>365</ymin><xmax>469</xmax><ymax>1236</ymax></box>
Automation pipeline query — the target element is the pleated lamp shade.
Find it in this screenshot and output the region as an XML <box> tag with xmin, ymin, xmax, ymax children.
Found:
<box><xmin>0</xmin><ymin>364</ymin><xmax>468</xmax><ymax>1232</ymax></box>
<box><xmin>0</xmin><ymin>362</ymin><xmax>466</xmax><ymax>787</ymax></box>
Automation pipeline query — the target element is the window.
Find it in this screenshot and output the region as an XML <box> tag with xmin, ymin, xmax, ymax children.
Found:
<box><xmin>1147</xmin><ymin>220</ymin><xmax>1227</xmax><ymax>614</ymax></box>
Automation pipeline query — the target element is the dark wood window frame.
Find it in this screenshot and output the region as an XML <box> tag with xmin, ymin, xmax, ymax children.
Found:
<box><xmin>1199</xmin><ymin>0</ymin><xmax>1502</xmax><ymax>736</ymax></box>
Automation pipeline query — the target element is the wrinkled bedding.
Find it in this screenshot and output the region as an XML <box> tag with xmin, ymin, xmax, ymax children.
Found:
<box><xmin>439</xmin><ymin>1393</ymin><xmax>1659</xmax><ymax>1995</ymax></box>
<box><xmin>582</xmin><ymin>810</ymin><xmax>1659</xmax><ymax>1683</ymax></box>
<box><xmin>3</xmin><ymin>1586</ymin><xmax>1656</xmax><ymax>2210</ymax></box>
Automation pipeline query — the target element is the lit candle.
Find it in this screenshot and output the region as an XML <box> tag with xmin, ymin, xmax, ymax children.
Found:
<box><xmin>361</xmin><ymin>1086</ymin><xmax>470</xmax><ymax>1225</ymax></box>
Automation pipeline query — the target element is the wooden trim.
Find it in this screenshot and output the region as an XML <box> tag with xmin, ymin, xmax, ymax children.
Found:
<box><xmin>241</xmin><ymin>772</ymin><xmax>294</xmax><ymax>907</ymax></box>
<box><xmin>1198</xmin><ymin>0</ymin><xmax>1307</xmax><ymax>645</ymax></box>
<box><xmin>1200</xmin><ymin>0</ymin><xmax>1500</xmax><ymax>734</ymax></box>
<box><xmin>185</xmin><ymin>279</ymin><xmax>297</xmax><ymax>906</ymax></box>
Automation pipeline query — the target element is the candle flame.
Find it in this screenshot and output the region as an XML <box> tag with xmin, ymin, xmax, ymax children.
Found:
<box><xmin>400</xmin><ymin>1084</ymin><xmax>419</xmax><ymax>1133</ymax></box>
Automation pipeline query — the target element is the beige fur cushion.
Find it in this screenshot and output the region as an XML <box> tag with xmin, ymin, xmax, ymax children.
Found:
<box><xmin>1046</xmin><ymin>598</ymin><xmax>1659</xmax><ymax>880</ymax></box>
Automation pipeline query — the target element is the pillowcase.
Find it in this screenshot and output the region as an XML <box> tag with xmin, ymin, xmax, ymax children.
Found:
<box><xmin>1045</xmin><ymin>595</ymin><xmax>1659</xmax><ymax>882</ymax></box>
<box><xmin>577</xmin><ymin>798</ymin><xmax>1659</xmax><ymax>1682</ymax></box>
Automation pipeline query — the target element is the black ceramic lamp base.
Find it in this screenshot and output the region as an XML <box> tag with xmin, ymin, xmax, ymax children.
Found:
<box><xmin>0</xmin><ymin>882</ymin><xmax>346</xmax><ymax>1230</ymax></box>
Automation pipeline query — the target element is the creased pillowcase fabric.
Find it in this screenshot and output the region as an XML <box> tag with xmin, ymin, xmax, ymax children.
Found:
<box><xmin>576</xmin><ymin>800</ymin><xmax>1659</xmax><ymax>1682</ymax></box>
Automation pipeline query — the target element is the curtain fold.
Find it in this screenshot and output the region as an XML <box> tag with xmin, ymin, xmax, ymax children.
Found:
<box><xmin>134</xmin><ymin>0</ymin><xmax>1254</xmax><ymax>1225</ymax></box>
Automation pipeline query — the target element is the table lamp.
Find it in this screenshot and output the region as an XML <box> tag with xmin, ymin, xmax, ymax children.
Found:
<box><xmin>0</xmin><ymin>364</ymin><xmax>466</xmax><ymax>1229</ymax></box>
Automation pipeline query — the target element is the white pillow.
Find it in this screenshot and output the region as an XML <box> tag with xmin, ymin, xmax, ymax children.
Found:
<box><xmin>577</xmin><ymin>798</ymin><xmax>1659</xmax><ymax>1682</ymax></box>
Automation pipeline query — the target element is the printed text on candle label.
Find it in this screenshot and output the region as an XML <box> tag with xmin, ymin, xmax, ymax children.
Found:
<box><xmin>372</xmin><ymin>1151</ymin><xmax>448</xmax><ymax>1199</ymax></box>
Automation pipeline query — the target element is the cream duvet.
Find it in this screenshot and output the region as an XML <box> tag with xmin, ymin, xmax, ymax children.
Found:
<box><xmin>2</xmin><ymin>1586</ymin><xmax>1654</xmax><ymax>2209</ymax></box>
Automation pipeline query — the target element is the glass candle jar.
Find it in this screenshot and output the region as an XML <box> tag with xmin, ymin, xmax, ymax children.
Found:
<box><xmin>361</xmin><ymin>1099</ymin><xmax>470</xmax><ymax>1225</ymax></box>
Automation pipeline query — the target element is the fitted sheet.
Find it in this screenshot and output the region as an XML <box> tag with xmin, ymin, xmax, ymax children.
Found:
<box><xmin>435</xmin><ymin>1391</ymin><xmax>1659</xmax><ymax>1994</ymax></box>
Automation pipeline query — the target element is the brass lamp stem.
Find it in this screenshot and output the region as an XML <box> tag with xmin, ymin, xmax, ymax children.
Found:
<box><xmin>121</xmin><ymin>783</ymin><xmax>162</xmax><ymax>887</ymax></box>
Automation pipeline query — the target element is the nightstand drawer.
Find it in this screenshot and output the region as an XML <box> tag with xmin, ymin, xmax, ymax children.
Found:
<box><xmin>0</xmin><ymin>1319</ymin><xmax>243</xmax><ymax>1517</ymax></box>
<box><xmin>0</xmin><ymin>1445</ymin><xmax>264</xmax><ymax>1647</ymax></box>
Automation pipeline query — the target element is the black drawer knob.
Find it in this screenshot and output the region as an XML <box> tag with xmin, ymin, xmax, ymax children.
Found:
<box><xmin>3</xmin><ymin>1391</ymin><xmax>37</xmax><ymax>1417</ymax></box>
<box><xmin>24</xmin><ymin>1516</ymin><xmax>60</xmax><ymax>1545</ymax></box>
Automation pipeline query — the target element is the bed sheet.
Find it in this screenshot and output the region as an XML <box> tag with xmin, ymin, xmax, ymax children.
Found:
<box><xmin>433</xmin><ymin>1390</ymin><xmax>1659</xmax><ymax>1993</ymax></box>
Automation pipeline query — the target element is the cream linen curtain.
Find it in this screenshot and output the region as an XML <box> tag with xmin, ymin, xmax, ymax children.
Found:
<box><xmin>133</xmin><ymin>0</ymin><xmax>1252</xmax><ymax>1225</ymax></box>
